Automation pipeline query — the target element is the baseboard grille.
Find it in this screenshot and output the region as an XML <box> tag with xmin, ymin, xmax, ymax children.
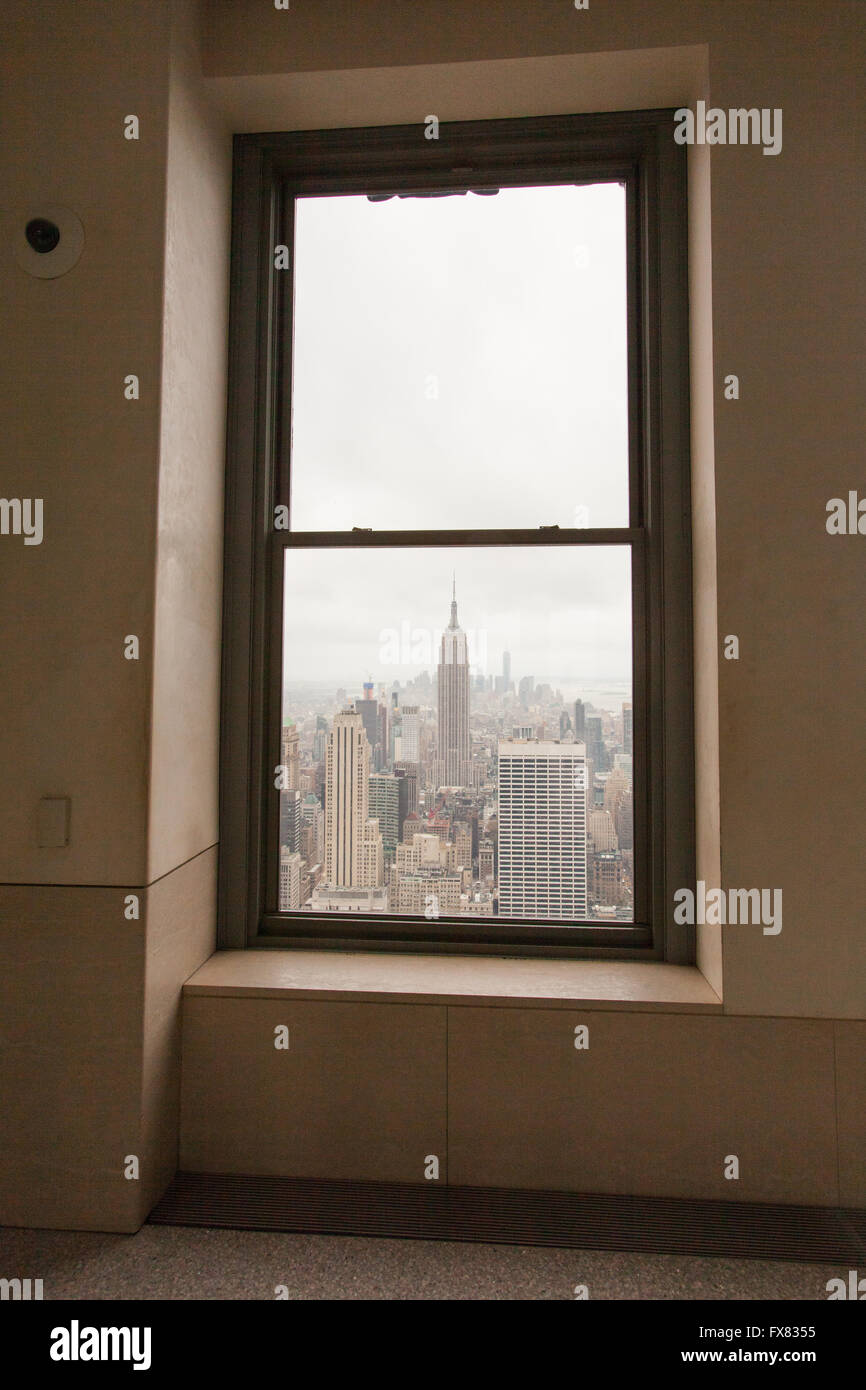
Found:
<box><xmin>148</xmin><ymin>1173</ymin><xmax>866</xmax><ymax>1265</ymax></box>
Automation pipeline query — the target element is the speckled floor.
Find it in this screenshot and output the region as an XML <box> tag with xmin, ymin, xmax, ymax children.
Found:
<box><xmin>0</xmin><ymin>1224</ymin><xmax>843</xmax><ymax>1299</ymax></box>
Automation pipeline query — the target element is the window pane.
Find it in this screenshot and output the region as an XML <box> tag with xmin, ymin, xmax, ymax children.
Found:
<box><xmin>289</xmin><ymin>184</ymin><xmax>629</xmax><ymax>531</ymax></box>
<box><xmin>278</xmin><ymin>545</ymin><xmax>634</xmax><ymax>924</ymax></box>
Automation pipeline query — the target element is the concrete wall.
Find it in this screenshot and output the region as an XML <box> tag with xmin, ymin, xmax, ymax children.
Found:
<box><xmin>1</xmin><ymin>0</ymin><xmax>863</xmax><ymax>1230</ymax></box>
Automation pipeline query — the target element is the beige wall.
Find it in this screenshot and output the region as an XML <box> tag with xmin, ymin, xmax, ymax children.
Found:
<box><xmin>148</xmin><ymin>0</ymin><xmax>230</xmax><ymax>882</ymax></box>
<box><xmin>0</xmin><ymin>0</ymin><xmax>171</xmax><ymax>887</ymax></box>
<box><xmin>1</xmin><ymin>0</ymin><xmax>863</xmax><ymax>1231</ymax></box>
<box><xmin>0</xmin><ymin>0</ymin><xmax>228</xmax><ymax>1231</ymax></box>
<box><xmin>196</xmin><ymin>0</ymin><xmax>865</xmax><ymax>1020</ymax></box>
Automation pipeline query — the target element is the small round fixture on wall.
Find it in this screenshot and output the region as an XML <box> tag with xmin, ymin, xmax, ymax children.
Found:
<box><xmin>14</xmin><ymin>204</ymin><xmax>85</xmax><ymax>278</ymax></box>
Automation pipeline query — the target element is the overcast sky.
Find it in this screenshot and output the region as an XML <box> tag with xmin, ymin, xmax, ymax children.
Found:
<box><xmin>283</xmin><ymin>545</ymin><xmax>631</xmax><ymax>696</ymax></box>
<box><xmin>284</xmin><ymin>183</ymin><xmax>631</xmax><ymax>694</ymax></box>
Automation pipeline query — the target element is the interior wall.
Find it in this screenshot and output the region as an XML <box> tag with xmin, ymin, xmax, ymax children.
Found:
<box><xmin>199</xmin><ymin>0</ymin><xmax>865</xmax><ymax>1021</ymax></box>
<box><xmin>1</xmin><ymin>0</ymin><xmax>863</xmax><ymax>1233</ymax></box>
<box><xmin>0</xmin><ymin>0</ymin><xmax>229</xmax><ymax>1231</ymax></box>
<box><xmin>0</xmin><ymin>0</ymin><xmax>170</xmax><ymax>887</ymax></box>
<box><xmin>148</xmin><ymin>0</ymin><xmax>230</xmax><ymax>885</ymax></box>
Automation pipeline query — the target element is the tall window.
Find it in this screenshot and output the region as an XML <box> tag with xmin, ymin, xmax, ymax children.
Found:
<box><xmin>220</xmin><ymin>111</ymin><xmax>694</xmax><ymax>959</ymax></box>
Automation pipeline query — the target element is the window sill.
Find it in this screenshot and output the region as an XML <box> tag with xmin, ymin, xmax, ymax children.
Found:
<box><xmin>183</xmin><ymin>949</ymin><xmax>721</xmax><ymax>1012</ymax></box>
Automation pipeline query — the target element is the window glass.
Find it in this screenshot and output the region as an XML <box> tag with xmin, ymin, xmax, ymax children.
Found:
<box><xmin>289</xmin><ymin>183</ymin><xmax>629</xmax><ymax>531</ymax></box>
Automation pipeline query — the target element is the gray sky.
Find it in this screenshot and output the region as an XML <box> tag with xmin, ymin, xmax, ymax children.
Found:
<box><xmin>284</xmin><ymin>183</ymin><xmax>631</xmax><ymax>693</ymax></box>
<box><xmin>283</xmin><ymin>545</ymin><xmax>631</xmax><ymax>694</ymax></box>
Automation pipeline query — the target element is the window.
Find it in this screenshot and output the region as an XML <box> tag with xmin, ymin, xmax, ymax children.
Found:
<box><xmin>219</xmin><ymin>110</ymin><xmax>694</xmax><ymax>960</ymax></box>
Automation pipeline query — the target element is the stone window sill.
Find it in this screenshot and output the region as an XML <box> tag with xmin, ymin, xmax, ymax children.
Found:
<box><xmin>183</xmin><ymin>949</ymin><xmax>722</xmax><ymax>1012</ymax></box>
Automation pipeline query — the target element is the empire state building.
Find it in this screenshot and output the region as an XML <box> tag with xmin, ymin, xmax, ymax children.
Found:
<box><xmin>437</xmin><ymin>580</ymin><xmax>471</xmax><ymax>787</ymax></box>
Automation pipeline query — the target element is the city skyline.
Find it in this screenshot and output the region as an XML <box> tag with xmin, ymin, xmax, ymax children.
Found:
<box><xmin>282</xmin><ymin>545</ymin><xmax>633</xmax><ymax>690</ymax></box>
<box><xmin>278</xmin><ymin>574</ymin><xmax>633</xmax><ymax>920</ymax></box>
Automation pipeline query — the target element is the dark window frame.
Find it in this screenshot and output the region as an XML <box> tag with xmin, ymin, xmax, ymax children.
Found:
<box><xmin>218</xmin><ymin>109</ymin><xmax>695</xmax><ymax>962</ymax></box>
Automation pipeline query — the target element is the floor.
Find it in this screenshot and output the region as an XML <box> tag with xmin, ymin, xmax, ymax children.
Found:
<box><xmin>0</xmin><ymin>1224</ymin><xmax>844</xmax><ymax>1299</ymax></box>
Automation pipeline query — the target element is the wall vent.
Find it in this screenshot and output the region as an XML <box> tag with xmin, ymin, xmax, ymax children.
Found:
<box><xmin>149</xmin><ymin>1173</ymin><xmax>866</xmax><ymax>1265</ymax></box>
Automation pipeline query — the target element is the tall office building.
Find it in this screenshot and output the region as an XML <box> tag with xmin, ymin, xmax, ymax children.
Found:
<box><xmin>279</xmin><ymin>788</ymin><xmax>301</xmax><ymax>854</ymax></box>
<box><xmin>301</xmin><ymin>794</ymin><xmax>325</xmax><ymax>863</ymax></box>
<box><xmin>355</xmin><ymin>688</ymin><xmax>380</xmax><ymax>768</ymax></box>
<box><xmin>312</xmin><ymin>714</ymin><xmax>328</xmax><ymax>763</ymax></box>
<box><xmin>622</xmin><ymin>700</ymin><xmax>633</xmax><ymax>755</ymax></box>
<box><xmin>585</xmin><ymin>714</ymin><xmax>608</xmax><ymax>771</ymax></box>
<box><xmin>437</xmin><ymin>580</ymin><xmax>471</xmax><ymax>786</ymax></box>
<box><xmin>453</xmin><ymin>821</ymin><xmax>473</xmax><ymax>876</ymax></box>
<box><xmin>588</xmin><ymin>808</ymin><xmax>618</xmax><ymax>852</ymax></box>
<box><xmin>324</xmin><ymin>709</ymin><xmax>371</xmax><ymax>887</ymax></box>
<box><xmin>497</xmin><ymin>739</ymin><xmax>588</xmax><ymax>921</ymax></box>
<box><xmin>396</xmin><ymin>705</ymin><xmax>420</xmax><ymax>764</ymax></box>
<box><xmin>478</xmin><ymin>839</ymin><xmax>495</xmax><ymax>884</ymax></box>
<box><xmin>394</xmin><ymin>761</ymin><xmax>418</xmax><ymax>826</ymax></box>
<box><xmin>573</xmin><ymin>699</ymin><xmax>585</xmax><ymax>740</ymax></box>
<box><xmin>604</xmin><ymin>766</ymin><xmax>630</xmax><ymax>819</ymax></box>
<box><xmin>377</xmin><ymin>697</ymin><xmax>389</xmax><ymax>772</ymax></box>
<box><xmin>360</xmin><ymin>817</ymin><xmax>384</xmax><ymax>888</ymax></box>
<box><xmin>281</xmin><ymin>721</ymin><xmax>300</xmax><ymax>788</ymax></box>
<box><xmin>369</xmin><ymin>773</ymin><xmax>400</xmax><ymax>864</ymax></box>
<box><xmin>279</xmin><ymin>848</ymin><xmax>304</xmax><ymax>910</ymax></box>
<box><xmin>615</xmin><ymin>790</ymin><xmax>634</xmax><ymax>852</ymax></box>
<box><xmin>279</xmin><ymin>715</ymin><xmax>302</xmax><ymax>852</ymax></box>
<box><xmin>589</xmin><ymin>850</ymin><xmax>625</xmax><ymax>906</ymax></box>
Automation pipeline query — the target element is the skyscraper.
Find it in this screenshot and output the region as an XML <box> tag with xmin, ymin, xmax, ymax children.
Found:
<box><xmin>478</xmin><ymin>839</ymin><xmax>495</xmax><ymax>884</ymax></box>
<box><xmin>585</xmin><ymin>714</ymin><xmax>607</xmax><ymax>771</ymax></box>
<box><xmin>360</xmin><ymin>817</ymin><xmax>384</xmax><ymax>887</ymax></box>
<box><xmin>312</xmin><ymin>714</ymin><xmax>328</xmax><ymax>763</ymax></box>
<box><xmin>369</xmin><ymin>773</ymin><xmax>400</xmax><ymax>864</ymax></box>
<box><xmin>355</xmin><ymin>688</ymin><xmax>380</xmax><ymax>767</ymax></box>
<box><xmin>279</xmin><ymin>788</ymin><xmax>301</xmax><ymax>855</ymax></box>
<box><xmin>573</xmin><ymin>699</ymin><xmax>585</xmax><ymax>740</ymax></box>
<box><xmin>279</xmin><ymin>848</ymin><xmax>304</xmax><ymax>910</ymax></box>
<box><xmin>622</xmin><ymin>700</ymin><xmax>633</xmax><ymax>755</ymax></box>
<box><xmin>453</xmin><ymin>821</ymin><xmax>473</xmax><ymax>876</ymax></box>
<box><xmin>279</xmin><ymin>720</ymin><xmax>302</xmax><ymax>858</ymax></box>
<box><xmin>393</xmin><ymin>761</ymin><xmax>418</xmax><ymax>827</ymax></box>
<box><xmin>497</xmin><ymin>738</ymin><xmax>588</xmax><ymax>921</ymax></box>
<box><xmin>437</xmin><ymin>579</ymin><xmax>471</xmax><ymax>787</ymax></box>
<box><xmin>281</xmin><ymin>721</ymin><xmax>300</xmax><ymax>788</ymax></box>
<box><xmin>396</xmin><ymin>705</ymin><xmax>420</xmax><ymax>764</ymax></box>
<box><xmin>324</xmin><ymin>709</ymin><xmax>371</xmax><ymax>887</ymax></box>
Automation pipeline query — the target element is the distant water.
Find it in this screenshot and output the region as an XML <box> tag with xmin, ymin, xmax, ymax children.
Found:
<box><xmin>284</xmin><ymin>679</ymin><xmax>632</xmax><ymax>713</ymax></box>
<box><xmin>553</xmin><ymin>682</ymin><xmax>632</xmax><ymax>711</ymax></box>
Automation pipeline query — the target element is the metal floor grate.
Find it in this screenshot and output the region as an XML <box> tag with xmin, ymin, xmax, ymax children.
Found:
<box><xmin>148</xmin><ymin>1173</ymin><xmax>866</xmax><ymax>1265</ymax></box>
